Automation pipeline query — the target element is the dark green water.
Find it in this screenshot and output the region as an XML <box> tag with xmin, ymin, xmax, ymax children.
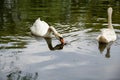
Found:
<box><xmin>0</xmin><ymin>0</ymin><xmax>120</xmax><ymax>80</ymax></box>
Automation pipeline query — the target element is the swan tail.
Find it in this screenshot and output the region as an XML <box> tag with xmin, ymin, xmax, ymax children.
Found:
<box><xmin>97</xmin><ymin>35</ymin><xmax>108</xmax><ymax>43</ymax></box>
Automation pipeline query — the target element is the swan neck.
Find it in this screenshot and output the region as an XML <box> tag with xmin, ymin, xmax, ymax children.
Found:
<box><xmin>108</xmin><ymin>9</ymin><xmax>113</xmax><ymax>29</ymax></box>
<box><xmin>50</xmin><ymin>26</ymin><xmax>58</xmax><ymax>34</ymax></box>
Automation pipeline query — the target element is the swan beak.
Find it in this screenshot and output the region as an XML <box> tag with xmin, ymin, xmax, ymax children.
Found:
<box><xmin>60</xmin><ymin>37</ymin><xmax>65</xmax><ymax>44</ymax></box>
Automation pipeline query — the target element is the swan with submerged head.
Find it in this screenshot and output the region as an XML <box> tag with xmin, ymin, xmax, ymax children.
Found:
<box><xmin>30</xmin><ymin>18</ymin><xmax>65</xmax><ymax>44</ymax></box>
<box><xmin>96</xmin><ymin>7</ymin><xmax>117</xmax><ymax>43</ymax></box>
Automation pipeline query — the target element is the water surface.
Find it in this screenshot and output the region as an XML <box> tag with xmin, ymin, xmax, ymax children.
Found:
<box><xmin>0</xmin><ymin>0</ymin><xmax>120</xmax><ymax>80</ymax></box>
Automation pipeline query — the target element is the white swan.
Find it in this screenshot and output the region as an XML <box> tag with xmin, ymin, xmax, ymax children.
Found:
<box><xmin>30</xmin><ymin>18</ymin><xmax>65</xmax><ymax>44</ymax></box>
<box><xmin>96</xmin><ymin>7</ymin><xmax>117</xmax><ymax>43</ymax></box>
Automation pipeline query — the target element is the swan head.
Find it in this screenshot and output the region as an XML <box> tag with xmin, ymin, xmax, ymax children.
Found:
<box><xmin>55</xmin><ymin>33</ymin><xmax>65</xmax><ymax>44</ymax></box>
<box><xmin>50</xmin><ymin>26</ymin><xmax>65</xmax><ymax>44</ymax></box>
<box><xmin>108</xmin><ymin>7</ymin><xmax>113</xmax><ymax>15</ymax></box>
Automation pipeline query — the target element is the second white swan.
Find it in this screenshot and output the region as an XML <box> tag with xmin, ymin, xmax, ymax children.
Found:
<box><xmin>96</xmin><ymin>7</ymin><xmax>117</xmax><ymax>43</ymax></box>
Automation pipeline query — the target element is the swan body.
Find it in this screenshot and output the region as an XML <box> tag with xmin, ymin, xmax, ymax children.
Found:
<box><xmin>97</xmin><ymin>7</ymin><xmax>117</xmax><ymax>43</ymax></box>
<box><xmin>30</xmin><ymin>18</ymin><xmax>64</xmax><ymax>44</ymax></box>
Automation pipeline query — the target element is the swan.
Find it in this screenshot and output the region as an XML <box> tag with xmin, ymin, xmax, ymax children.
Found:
<box><xmin>96</xmin><ymin>7</ymin><xmax>117</xmax><ymax>43</ymax></box>
<box><xmin>30</xmin><ymin>18</ymin><xmax>65</xmax><ymax>44</ymax></box>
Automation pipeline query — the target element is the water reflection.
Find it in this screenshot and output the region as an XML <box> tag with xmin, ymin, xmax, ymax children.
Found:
<box><xmin>44</xmin><ymin>38</ymin><xmax>64</xmax><ymax>50</ymax></box>
<box><xmin>0</xmin><ymin>36</ymin><xmax>28</xmax><ymax>49</ymax></box>
<box><xmin>0</xmin><ymin>0</ymin><xmax>120</xmax><ymax>36</ymax></box>
<box><xmin>98</xmin><ymin>41</ymin><xmax>114</xmax><ymax>58</ymax></box>
<box><xmin>31</xmin><ymin>35</ymin><xmax>64</xmax><ymax>50</ymax></box>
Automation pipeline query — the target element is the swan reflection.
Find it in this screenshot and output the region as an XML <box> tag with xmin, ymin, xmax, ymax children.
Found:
<box><xmin>44</xmin><ymin>38</ymin><xmax>64</xmax><ymax>50</ymax></box>
<box><xmin>98</xmin><ymin>41</ymin><xmax>114</xmax><ymax>58</ymax></box>
<box><xmin>32</xmin><ymin>35</ymin><xmax>64</xmax><ymax>50</ymax></box>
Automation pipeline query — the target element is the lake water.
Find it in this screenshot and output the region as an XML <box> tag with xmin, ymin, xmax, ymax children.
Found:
<box><xmin>0</xmin><ymin>0</ymin><xmax>120</xmax><ymax>80</ymax></box>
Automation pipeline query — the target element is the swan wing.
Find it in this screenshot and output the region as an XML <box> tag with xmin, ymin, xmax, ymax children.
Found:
<box><xmin>100</xmin><ymin>29</ymin><xmax>116</xmax><ymax>42</ymax></box>
<box><xmin>30</xmin><ymin>18</ymin><xmax>49</xmax><ymax>36</ymax></box>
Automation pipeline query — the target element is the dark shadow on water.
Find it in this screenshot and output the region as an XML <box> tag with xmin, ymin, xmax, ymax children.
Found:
<box><xmin>7</xmin><ymin>71</ymin><xmax>38</xmax><ymax>80</ymax></box>
<box><xmin>44</xmin><ymin>38</ymin><xmax>64</xmax><ymax>50</ymax></box>
<box><xmin>98</xmin><ymin>41</ymin><xmax>114</xmax><ymax>58</ymax></box>
<box><xmin>31</xmin><ymin>34</ymin><xmax>65</xmax><ymax>50</ymax></box>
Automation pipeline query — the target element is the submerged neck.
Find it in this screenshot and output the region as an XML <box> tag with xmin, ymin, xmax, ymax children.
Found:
<box><xmin>108</xmin><ymin>7</ymin><xmax>113</xmax><ymax>29</ymax></box>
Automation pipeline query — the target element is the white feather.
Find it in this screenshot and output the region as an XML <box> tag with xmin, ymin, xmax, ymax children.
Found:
<box><xmin>97</xmin><ymin>28</ymin><xmax>117</xmax><ymax>43</ymax></box>
<box><xmin>30</xmin><ymin>18</ymin><xmax>49</xmax><ymax>36</ymax></box>
<box><xmin>97</xmin><ymin>7</ymin><xmax>117</xmax><ymax>43</ymax></box>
